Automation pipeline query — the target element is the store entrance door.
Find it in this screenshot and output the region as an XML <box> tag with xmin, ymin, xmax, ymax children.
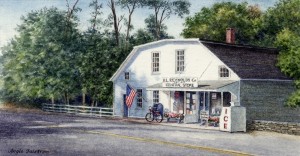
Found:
<box><xmin>199</xmin><ymin>92</ymin><xmax>209</xmax><ymax>112</ymax></box>
<box><xmin>123</xmin><ymin>94</ymin><xmax>128</xmax><ymax>117</ymax></box>
<box><xmin>186</xmin><ymin>92</ymin><xmax>196</xmax><ymax>114</ymax></box>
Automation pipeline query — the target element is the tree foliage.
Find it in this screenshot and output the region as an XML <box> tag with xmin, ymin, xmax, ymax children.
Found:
<box><xmin>144</xmin><ymin>0</ymin><xmax>190</xmax><ymax>40</ymax></box>
<box><xmin>144</xmin><ymin>14</ymin><xmax>173</xmax><ymax>40</ymax></box>
<box><xmin>1</xmin><ymin>7</ymin><xmax>82</xmax><ymax>105</ymax></box>
<box><xmin>182</xmin><ymin>2</ymin><xmax>263</xmax><ymax>45</ymax></box>
<box><xmin>260</xmin><ymin>0</ymin><xmax>300</xmax><ymax>47</ymax></box>
<box><xmin>0</xmin><ymin>0</ymin><xmax>183</xmax><ymax>107</ymax></box>
<box><xmin>272</xmin><ymin>0</ymin><xmax>300</xmax><ymax>107</ymax></box>
<box><xmin>118</xmin><ymin>0</ymin><xmax>143</xmax><ymax>41</ymax></box>
<box><xmin>275</xmin><ymin>29</ymin><xmax>300</xmax><ymax>107</ymax></box>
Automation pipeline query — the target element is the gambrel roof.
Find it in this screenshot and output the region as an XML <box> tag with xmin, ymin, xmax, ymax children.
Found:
<box><xmin>201</xmin><ymin>40</ymin><xmax>291</xmax><ymax>80</ymax></box>
<box><xmin>110</xmin><ymin>39</ymin><xmax>291</xmax><ymax>81</ymax></box>
<box><xmin>110</xmin><ymin>39</ymin><xmax>200</xmax><ymax>81</ymax></box>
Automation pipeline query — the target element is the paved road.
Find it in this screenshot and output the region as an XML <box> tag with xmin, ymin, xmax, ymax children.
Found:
<box><xmin>0</xmin><ymin>109</ymin><xmax>299</xmax><ymax>156</ymax></box>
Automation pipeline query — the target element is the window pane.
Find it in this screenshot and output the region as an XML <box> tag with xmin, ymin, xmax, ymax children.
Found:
<box><xmin>176</xmin><ymin>50</ymin><xmax>185</xmax><ymax>72</ymax></box>
<box><xmin>125</xmin><ymin>72</ymin><xmax>129</xmax><ymax>80</ymax></box>
<box><xmin>152</xmin><ymin>52</ymin><xmax>159</xmax><ymax>73</ymax></box>
<box><xmin>137</xmin><ymin>89</ymin><xmax>143</xmax><ymax>107</ymax></box>
<box><xmin>219</xmin><ymin>67</ymin><xmax>229</xmax><ymax>78</ymax></box>
<box><xmin>153</xmin><ymin>90</ymin><xmax>159</xmax><ymax>103</ymax></box>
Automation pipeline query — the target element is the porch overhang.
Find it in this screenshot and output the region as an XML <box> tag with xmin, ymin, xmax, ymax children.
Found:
<box><xmin>146</xmin><ymin>80</ymin><xmax>237</xmax><ymax>92</ymax></box>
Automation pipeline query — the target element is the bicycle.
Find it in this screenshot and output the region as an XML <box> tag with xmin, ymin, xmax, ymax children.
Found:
<box><xmin>145</xmin><ymin>106</ymin><xmax>163</xmax><ymax>123</ymax></box>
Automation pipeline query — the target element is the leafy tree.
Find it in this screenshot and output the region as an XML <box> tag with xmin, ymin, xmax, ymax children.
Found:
<box><xmin>130</xmin><ymin>29</ymin><xmax>155</xmax><ymax>45</ymax></box>
<box><xmin>144</xmin><ymin>15</ymin><xmax>173</xmax><ymax>39</ymax></box>
<box><xmin>0</xmin><ymin>7</ymin><xmax>82</xmax><ymax>105</ymax></box>
<box><xmin>260</xmin><ymin>0</ymin><xmax>300</xmax><ymax>47</ymax></box>
<box><xmin>118</xmin><ymin>0</ymin><xmax>143</xmax><ymax>41</ymax></box>
<box><xmin>144</xmin><ymin>0</ymin><xmax>190</xmax><ymax>40</ymax></box>
<box><xmin>107</xmin><ymin>0</ymin><xmax>124</xmax><ymax>46</ymax></box>
<box><xmin>269</xmin><ymin>0</ymin><xmax>300</xmax><ymax>107</ymax></box>
<box><xmin>79</xmin><ymin>0</ymin><xmax>130</xmax><ymax>107</ymax></box>
<box><xmin>89</xmin><ymin>0</ymin><xmax>103</xmax><ymax>31</ymax></box>
<box><xmin>275</xmin><ymin>29</ymin><xmax>300</xmax><ymax>107</ymax></box>
<box><xmin>182</xmin><ymin>2</ymin><xmax>263</xmax><ymax>45</ymax></box>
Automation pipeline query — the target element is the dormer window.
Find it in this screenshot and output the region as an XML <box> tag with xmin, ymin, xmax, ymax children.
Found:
<box><xmin>219</xmin><ymin>66</ymin><xmax>230</xmax><ymax>78</ymax></box>
<box><xmin>125</xmin><ymin>72</ymin><xmax>130</xmax><ymax>80</ymax></box>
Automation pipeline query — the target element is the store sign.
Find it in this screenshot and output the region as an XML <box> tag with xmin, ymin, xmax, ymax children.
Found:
<box><xmin>223</xmin><ymin>108</ymin><xmax>229</xmax><ymax>129</ymax></box>
<box><xmin>219</xmin><ymin>108</ymin><xmax>232</xmax><ymax>131</ymax></box>
<box><xmin>162</xmin><ymin>77</ymin><xmax>198</xmax><ymax>88</ymax></box>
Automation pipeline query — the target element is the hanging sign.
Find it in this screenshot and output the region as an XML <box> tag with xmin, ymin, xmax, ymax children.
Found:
<box><xmin>162</xmin><ymin>77</ymin><xmax>198</xmax><ymax>88</ymax></box>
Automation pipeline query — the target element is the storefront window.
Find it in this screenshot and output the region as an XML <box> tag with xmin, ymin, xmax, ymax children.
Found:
<box><xmin>210</xmin><ymin>92</ymin><xmax>222</xmax><ymax>116</ymax></box>
<box><xmin>186</xmin><ymin>92</ymin><xmax>196</xmax><ymax>114</ymax></box>
<box><xmin>173</xmin><ymin>91</ymin><xmax>184</xmax><ymax>113</ymax></box>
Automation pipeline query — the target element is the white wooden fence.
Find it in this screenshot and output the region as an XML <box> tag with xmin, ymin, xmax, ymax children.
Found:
<box><xmin>42</xmin><ymin>103</ymin><xmax>113</xmax><ymax>117</ymax></box>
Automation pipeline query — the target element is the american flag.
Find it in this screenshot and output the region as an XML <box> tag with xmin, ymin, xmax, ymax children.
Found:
<box><xmin>126</xmin><ymin>85</ymin><xmax>136</xmax><ymax>108</ymax></box>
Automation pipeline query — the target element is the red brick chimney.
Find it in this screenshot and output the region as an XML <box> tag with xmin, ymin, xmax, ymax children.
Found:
<box><xmin>226</xmin><ymin>28</ymin><xmax>235</xmax><ymax>44</ymax></box>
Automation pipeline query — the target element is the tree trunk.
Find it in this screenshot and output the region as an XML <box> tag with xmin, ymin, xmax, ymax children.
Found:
<box><xmin>51</xmin><ymin>96</ymin><xmax>55</xmax><ymax>104</ymax></box>
<box><xmin>64</xmin><ymin>92</ymin><xmax>67</xmax><ymax>104</ymax></box>
<box><xmin>110</xmin><ymin>0</ymin><xmax>119</xmax><ymax>45</ymax></box>
<box><xmin>155</xmin><ymin>9</ymin><xmax>160</xmax><ymax>40</ymax></box>
<box><xmin>82</xmin><ymin>92</ymin><xmax>86</xmax><ymax>105</ymax></box>
<box><xmin>67</xmin><ymin>92</ymin><xmax>70</xmax><ymax>105</ymax></box>
<box><xmin>126</xmin><ymin>3</ymin><xmax>136</xmax><ymax>41</ymax></box>
<box><xmin>126</xmin><ymin>12</ymin><xmax>132</xmax><ymax>41</ymax></box>
<box><xmin>91</xmin><ymin>99</ymin><xmax>95</xmax><ymax>107</ymax></box>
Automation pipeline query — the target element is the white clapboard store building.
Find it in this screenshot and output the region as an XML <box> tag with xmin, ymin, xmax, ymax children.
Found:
<box><xmin>110</xmin><ymin>30</ymin><xmax>299</xmax><ymax>123</ymax></box>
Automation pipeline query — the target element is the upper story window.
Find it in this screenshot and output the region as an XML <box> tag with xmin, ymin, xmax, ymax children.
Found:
<box><xmin>153</xmin><ymin>90</ymin><xmax>159</xmax><ymax>104</ymax></box>
<box><xmin>152</xmin><ymin>52</ymin><xmax>160</xmax><ymax>73</ymax></box>
<box><xmin>136</xmin><ymin>89</ymin><xmax>143</xmax><ymax>107</ymax></box>
<box><xmin>219</xmin><ymin>66</ymin><xmax>230</xmax><ymax>78</ymax></box>
<box><xmin>125</xmin><ymin>72</ymin><xmax>130</xmax><ymax>80</ymax></box>
<box><xmin>176</xmin><ymin>50</ymin><xmax>185</xmax><ymax>72</ymax></box>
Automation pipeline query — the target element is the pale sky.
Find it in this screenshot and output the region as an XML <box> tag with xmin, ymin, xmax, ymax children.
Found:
<box><xmin>0</xmin><ymin>0</ymin><xmax>278</xmax><ymax>48</ymax></box>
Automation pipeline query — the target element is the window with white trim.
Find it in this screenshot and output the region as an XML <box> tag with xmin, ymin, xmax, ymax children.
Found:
<box><xmin>153</xmin><ymin>90</ymin><xmax>159</xmax><ymax>104</ymax></box>
<box><xmin>219</xmin><ymin>66</ymin><xmax>230</xmax><ymax>78</ymax></box>
<box><xmin>152</xmin><ymin>52</ymin><xmax>160</xmax><ymax>73</ymax></box>
<box><xmin>125</xmin><ymin>72</ymin><xmax>129</xmax><ymax>80</ymax></box>
<box><xmin>136</xmin><ymin>89</ymin><xmax>143</xmax><ymax>107</ymax></box>
<box><xmin>176</xmin><ymin>50</ymin><xmax>185</xmax><ymax>72</ymax></box>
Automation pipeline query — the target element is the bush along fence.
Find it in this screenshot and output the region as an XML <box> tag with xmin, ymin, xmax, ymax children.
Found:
<box><xmin>247</xmin><ymin>120</ymin><xmax>300</xmax><ymax>136</ymax></box>
<box><xmin>42</xmin><ymin>103</ymin><xmax>113</xmax><ymax>117</ymax></box>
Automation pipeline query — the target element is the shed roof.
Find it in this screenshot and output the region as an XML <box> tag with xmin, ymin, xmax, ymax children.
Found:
<box><xmin>201</xmin><ymin>40</ymin><xmax>291</xmax><ymax>80</ymax></box>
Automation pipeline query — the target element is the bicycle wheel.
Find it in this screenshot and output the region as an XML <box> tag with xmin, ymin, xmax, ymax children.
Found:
<box><xmin>145</xmin><ymin>113</ymin><xmax>154</xmax><ymax>122</ymax></box>
<box><xmin>155</xmin><ymin>114</ymin><xmax>163</xmax><ymax>123</ymax></box>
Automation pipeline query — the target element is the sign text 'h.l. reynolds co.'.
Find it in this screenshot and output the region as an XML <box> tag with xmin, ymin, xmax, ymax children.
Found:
<box><xmin>162</xmin><ymin>77</ymin><xmax>198</xmax><ymax>88</ymax></box>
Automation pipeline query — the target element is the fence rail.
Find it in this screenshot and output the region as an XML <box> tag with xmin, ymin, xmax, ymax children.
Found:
<box><xmin>42</xmin><ymin>103</ymin><xmax>113</xmax><ymax>117</ymax></box>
